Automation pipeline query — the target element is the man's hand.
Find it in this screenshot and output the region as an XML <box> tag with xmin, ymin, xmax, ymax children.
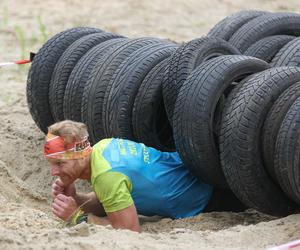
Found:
<box><xmin>52</xmin><ymin>178</ymin><xmax>76</xmax><ymax>198</ymax></box>
<box><xmin>52</xmin><ymin>194</ymin><xmax>78</xmax><ymax>221</ymax></box>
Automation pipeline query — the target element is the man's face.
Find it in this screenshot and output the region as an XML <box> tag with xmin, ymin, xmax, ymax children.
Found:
<box><xmin>48</xmin><ymin>158</ymin><xmax>80</xmax><ymax>186</ymax></box>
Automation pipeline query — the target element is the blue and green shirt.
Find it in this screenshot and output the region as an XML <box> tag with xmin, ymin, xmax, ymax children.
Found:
<box><xmin>91</xmin><ymin>138</ymin><xmax>213</xmax><ymax>219</ymax></box>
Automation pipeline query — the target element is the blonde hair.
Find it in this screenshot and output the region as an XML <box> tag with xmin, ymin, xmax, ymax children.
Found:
<box><xmin>47</xmin><ymin>120</ymin><xmax>88</xmax><ymax>144</ymax></box>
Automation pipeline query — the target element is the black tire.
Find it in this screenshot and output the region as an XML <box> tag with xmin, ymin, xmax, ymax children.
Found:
<box><xmin>173</xmin><ymin>55</ymin><xmax>269</xmax><ymax>188</ymax></box>
<box><xmin>262</xmin><ymin>82</ymin><xmax>300</xmax><ymax>181</ymax></box>
<box><xmin>274</xmin><ymin>96</ymin><xmax>300</xmax><ymax>205</ymax></box>
<box><xmin>220</xmin><ymin>67</ymin><xmax>300</xmax><ymax>216</ymax></box>
<box><xmin>81</xmin><ymin>38</ymin><xmax>169</xmax><ymax>144</ymax></box>
<box><xmin>229</xmin><ymin>13</ymin><xmax>300</xmax><ymax>53</ymax></box>
<box><xmin>207</xmin><ymin>10</ymin><xmax>267</xmax><ymax>41</ymax></box>
<box><xmin>104</xmin><ymin>43</ymin><xmax>177</xmax><ymax>139</ymax></box>
<box><xmin>26</xmin><ymin>27</ymin><xmax>102</xmax><ymax>133</ymax></box>
<box><xmin>244</xmin><ymin>35</ymin><xmax>295</xmax><ymax>63</ymax></box>
<box><xmin>132</xmin><ymin>59</ymin><xmax>175</xmax><ymax>151</ymax></box>
<box><xmin>63</xmin><ymin>38</ymin><xmax>127</xmax><ymax>122</ymax></box>
<box><xmin>49</xmin><ymin>32</ymin><xmax>123</xmax><ymax>122</ymax></box>
<box><xmin>271</xmin><ymin>37</ymin><xmax>300</xmax><ymax>66</ymax></box>
<box><xmin>203</xmin><ymin>188</ymin><xmax>247</xmax><ymax>212</ymax></box>
<box><xmin>163</xmin><ymin>36</ymin><xmax>240</xmax><ymax>124</ymax></box>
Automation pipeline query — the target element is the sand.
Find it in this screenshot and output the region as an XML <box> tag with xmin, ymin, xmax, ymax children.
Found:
<box><xmin>0</xmin><ymin>0</ymin><xmax>299</xmax><ymax>249</ymax></box>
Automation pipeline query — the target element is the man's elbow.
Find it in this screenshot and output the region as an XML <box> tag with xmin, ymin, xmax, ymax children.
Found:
<box><xmin>111</xmin><ymin>220</ymin><xmax>141</xmax><ymax>233</ymax></box>
<box><xmin>107</xmin><ymin>204</ymin><xmax>141</xmax><ymax>232</ymax></box>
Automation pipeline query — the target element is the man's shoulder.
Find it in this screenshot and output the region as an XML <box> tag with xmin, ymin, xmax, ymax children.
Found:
<box><xmin>93</xmin><ymin>171</ymin><xmax>133</xmax><ymax>213</ymax></box>
<box><xmin>93</xmin><ymin>138</ymin><xmax>113</xmax><ymax>151</ymax></box>
<box><xmin>91</xmin><ymin>138</ymin><xmax>114</xmax><ymax>185</ymax></box>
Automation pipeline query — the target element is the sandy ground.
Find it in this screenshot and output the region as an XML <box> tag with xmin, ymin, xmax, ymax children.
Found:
<box><xmin>0</xmin><ymin>0</ymin><xmax>300</xmax><ymax>249</ymax></box>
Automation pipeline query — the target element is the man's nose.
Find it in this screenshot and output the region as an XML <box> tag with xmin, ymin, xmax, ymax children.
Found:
<box><xmin>51</xmin><ymin>165</ymin><xmax>60</xmax><ymax>176</ymax></box>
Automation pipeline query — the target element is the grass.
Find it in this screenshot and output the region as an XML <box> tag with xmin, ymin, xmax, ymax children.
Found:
<box><xmin>73</xmin><ymin>15</ymin><xmax>91</xmax><ymax>27</ymax></box>
<box><xmin>72</xmin><ymin>7</ymin><xmax>94</xmax><ymax>27</ymax></box>
<box><xmin>2</xmin><ymin>6</ymin><xmax>9</xmax><ymax>30</ymax></box>
<box><xmin>14</xmin><ymin>25</ymin><xmax>27</xmax><ymax>59</ymax></box>
<box><xmin>2</xmin><ymin>94</ymin><xmax>13</xmax><ymax>105</ymax></box>
<box><xmin>13</xmin><ymin>16</ymin><xmax>48</xmax><ymax>73</ymax></box>
<box><xmin>276</xmin><ymin>5</ymin><xmax>293</xmax><ymax>11</ymax></box>
<box><xmin>14</xmin><ymin>196</ymin><xmax>22</xmax><ymax>204</ymax></box>
<box><xmin>37</xmin><ymin>16</ymin><xmax>48</xmax><ymax>44</ymax></box>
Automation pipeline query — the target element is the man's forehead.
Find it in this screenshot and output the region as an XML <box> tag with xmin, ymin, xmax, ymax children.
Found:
<box><xmin>48</xmin><ymin>158</ymin><xmax>67</xmax><ymax>164</ymax></box>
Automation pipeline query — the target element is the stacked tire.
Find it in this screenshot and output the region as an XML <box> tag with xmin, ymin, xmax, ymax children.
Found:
<box><xmin>27</xmin><ymin>28</ymin><xmax>241</xmax><ymax>151</ymax></box>
<box><xmin>171</xmin><ymin>10</ymin><xmax>300</xmax><ymax>216</ymax></box>
<box><xmin>27</xmin><ymin>10</ymin><xmax>300</xmax><ymax>216</ymax></box>
<box><xmin>27</xmin><ymin>28</ymin><xmax>179</xmax><ymax>151</ymax></box>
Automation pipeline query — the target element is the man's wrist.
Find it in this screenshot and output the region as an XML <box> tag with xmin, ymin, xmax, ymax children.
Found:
<box><xmin>74</xmin><ymin>192</ymin><xmax>88</xmax><ymax>204</ymax></box>
<box><xmin>76</xmin><ymin>213</ymin><xmax>88</xmax><ymax>224</ymax></box>
<box><xmin>70</xmin><ymin>208</ymin><xmax>87</xmax><ymax>225</ymax></box>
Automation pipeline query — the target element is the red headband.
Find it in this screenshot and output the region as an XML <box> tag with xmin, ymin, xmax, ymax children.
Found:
<box><xmin>44</xmin><ymin>133</ymin><xmax>92</xmax><ymax>160</ymax></box>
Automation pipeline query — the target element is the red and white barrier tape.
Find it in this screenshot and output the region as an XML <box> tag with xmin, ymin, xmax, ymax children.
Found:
<box><xmin>268</xmin><ymin>239</ymin><xmax>300</xmax><ymax>250</ymax></box>
<box><xmin>0</xmin><ymin>52</ymin><xmax>35</xmax><ymax>68</ymax></box>
<box><xmin>0</xmin><ymin>59</ymin><xmax>31</xmax><ymax>67</ymax></box>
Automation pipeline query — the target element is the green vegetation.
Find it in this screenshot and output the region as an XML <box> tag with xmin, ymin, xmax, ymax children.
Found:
<box><xmin>2</xmin><ymin>6</ymin><xmax>9</xmax><ymax>30</ymax></box>
<box><xmin>14</xmin><ymin>196</ymin><xmax>22</xmax><ymax>204</ymax></box>
<box><xmin>13</xmin><ymin>16</ymin><xmax>48</xmax><ymax>72</ymax></box>
<box><xmin>14</xmin><ymin>25</ymin><xmax>26</xmax><ymax>59</ymax></box>
<box><xmin>37</xmin><ymin>16</ymin><xmax>48</xmax><ymax>43</ymax></box>
<box><xmin>277</xmin><ymin>5</ymin><xmax>293</xmax><ymax>11</ymax></box>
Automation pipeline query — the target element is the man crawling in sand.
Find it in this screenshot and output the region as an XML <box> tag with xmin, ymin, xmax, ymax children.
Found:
<box><xmin>45</xmin><ymin>120</ymin><xmax>216</xmax><ymax>232</ymax></box>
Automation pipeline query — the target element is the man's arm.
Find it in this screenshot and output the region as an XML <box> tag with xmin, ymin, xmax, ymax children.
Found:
<box><xmin>52</xmin><ymin>178</ymin><xmax>106</xmax><ymax>217</ymax></box>
<box><xmin>107</xmin><ymin>204</ymin><xmax>141</xmax><ymax>232</ymax></box>
<box><xmin>52</xmin><ymin>194</ymin><xmax>141</xmax><ymax>232</ymax></box>
<box><xmin>92</xmin><ymin>172</ymin><xmax>141</xmax><ymax>232</ymax></box>
<box><xmin>75</xmin><ymin>192</ymin><xmax>106</xmax><ymax>217</ymax></box>
<box><xmin>52</xmin><ymin>173</ymin><xmax>141</xmax><ymax>232</ymax></box>
<box><xmin>88</xmin><ymin>204</ymin><xmax>141</xmax><ymax>232</ymax></box>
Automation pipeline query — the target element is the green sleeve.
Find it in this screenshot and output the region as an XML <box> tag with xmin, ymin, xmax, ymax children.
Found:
<box><xmin>93</xmin><ymin>171</ymin><xmax>134</xmax><ymax>213</ymax></box>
